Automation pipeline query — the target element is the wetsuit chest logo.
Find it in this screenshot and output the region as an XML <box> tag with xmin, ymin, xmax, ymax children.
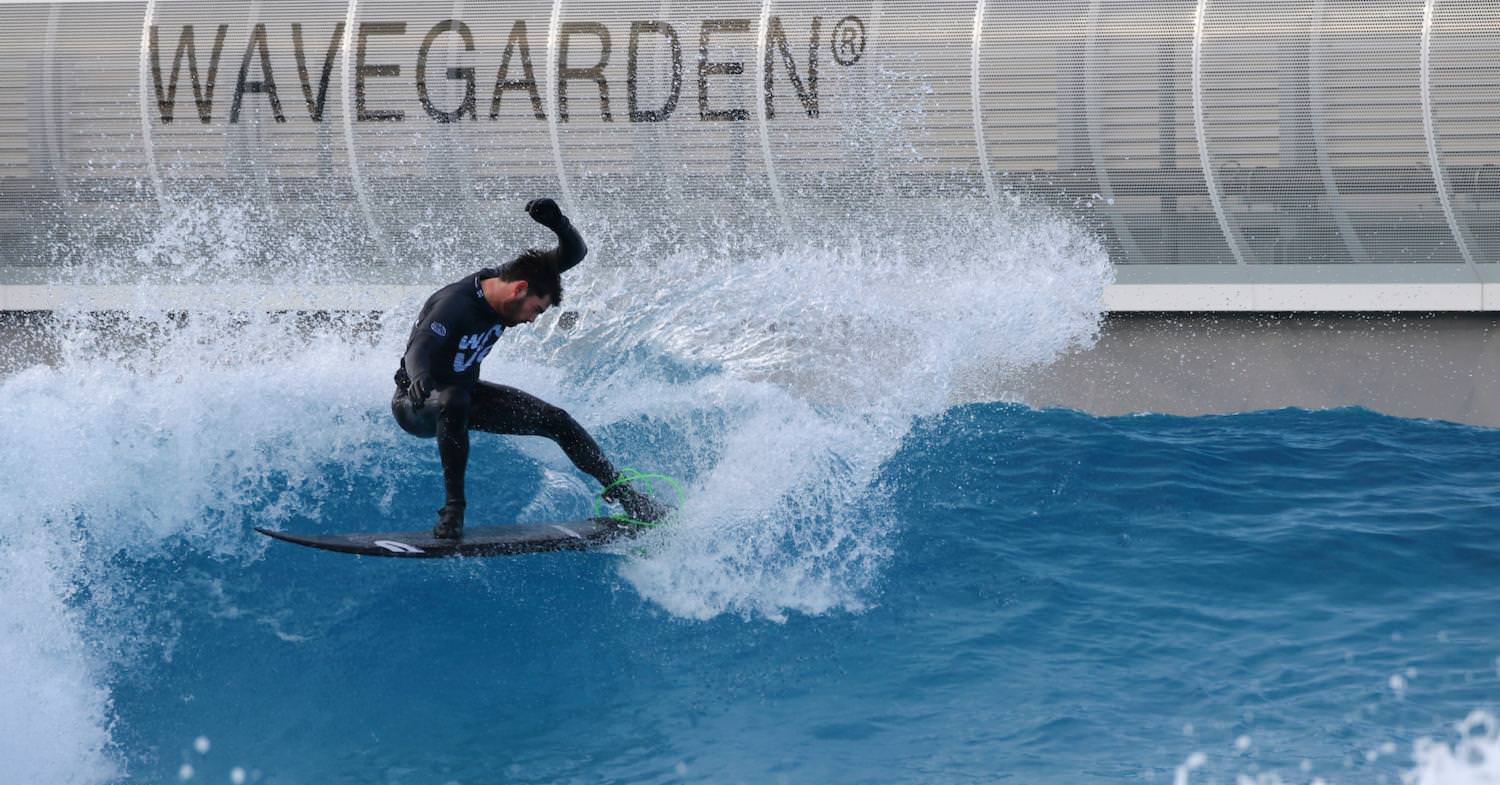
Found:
<box><xmin>453</xmin><ymin>325</ymin><xmax>504</xmax><ymax>373</ymax></box>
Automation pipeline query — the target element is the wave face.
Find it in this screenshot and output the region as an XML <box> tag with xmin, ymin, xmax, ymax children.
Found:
<box><xmin>4</xmin><ymin>202</ymin><xmax>1499</xmax><ymax>785</ymax></box>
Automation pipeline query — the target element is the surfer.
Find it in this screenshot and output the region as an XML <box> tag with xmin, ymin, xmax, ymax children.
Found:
<box><xmin>391</xmin><ymin>198</ymin><xmax>665</xmax><ymax>539</ymax></box>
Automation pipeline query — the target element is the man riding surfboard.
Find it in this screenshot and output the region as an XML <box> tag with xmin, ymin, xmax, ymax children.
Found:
<box><xmin>391</xmin><ymin>198</ymin><xmax>665</xmax><ymax>539</ymax></box>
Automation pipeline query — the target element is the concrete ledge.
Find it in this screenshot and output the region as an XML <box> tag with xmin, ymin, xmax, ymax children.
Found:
<box><xmin>7</xmin><ymin>307</ymin><xmax>1500</xmax><ymax>426</ymax></box>
<box><xmin>999</xmin><ymin>312</ymin><xmax>1500</xmax><ymax>427</ymax></box>
<box><xmin>1103</xmin><ymin>282</ymin><xmax>1485</xmax><ymax>311</ymax></box>
<box><xmin>1105</xmin><ymin>264</ymin><xmax>1491</xmax><ymax>312</ymax></box>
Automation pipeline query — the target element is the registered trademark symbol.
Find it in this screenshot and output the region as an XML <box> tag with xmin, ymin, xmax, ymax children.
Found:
<box><xmin>832</xmin><ymin>15</ymin><xmax>866</xmax><ymax>66</ymax></box>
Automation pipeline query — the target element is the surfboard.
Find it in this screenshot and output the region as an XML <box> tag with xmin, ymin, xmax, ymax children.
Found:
<box><xmin>254</xmin><ymin>517</ymin><xmax>640</xmax><ymax>558</ymax></box>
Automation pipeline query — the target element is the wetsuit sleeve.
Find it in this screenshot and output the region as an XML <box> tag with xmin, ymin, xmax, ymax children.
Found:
<box><xmin>526</xmin><ymin>197</ymin><xmax>588</xmax><ymax>273</ymax></box>
<box><xmin>403</xmin><ymin>295</ymin><xmax>464</xmax><ymax>386</ymax></box>
<box><xmin>549</xmin><ymin>215</ymin><xmax>588</xmax><ymax>274</ymax></box>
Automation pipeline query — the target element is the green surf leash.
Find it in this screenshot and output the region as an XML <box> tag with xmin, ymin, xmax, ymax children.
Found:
<box><xmin>594</xmin><ymin>467</ymin><xmax>685</xmax><ymax>528</ymax></box>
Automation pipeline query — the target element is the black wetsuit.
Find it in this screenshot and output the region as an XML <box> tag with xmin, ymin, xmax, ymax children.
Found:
<box><xmin>391</xmin><ymin>215</ymin><xmax>617</xmax><ymax>513</ymax></box>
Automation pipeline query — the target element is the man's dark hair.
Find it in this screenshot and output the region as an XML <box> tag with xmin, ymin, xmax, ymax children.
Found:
<box><xmin>497</xmin><ymin>249</ymin><xmax>563</xmax><ymax>306</ymax></box>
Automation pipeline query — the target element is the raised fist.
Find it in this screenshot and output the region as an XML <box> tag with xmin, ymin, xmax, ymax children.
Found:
<box><xmin>525</xmin><ymin>198</ymin><xmax>564</xmax><ymax>229</ymax></box>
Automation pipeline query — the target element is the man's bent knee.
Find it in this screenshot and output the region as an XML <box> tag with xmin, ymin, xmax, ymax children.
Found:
<box><xmin>392</xmin><ymin>386</ymin><xmax>472</xmax><ymax>439</ymax></box>
<box><xmin>435</xmin><ymin>387</ymin><xmax>468</xmax><ymax>417</ymax></box>
<box><xmin>392</xmin><ymin>390</ymin><xmax>437</xmax><ymax>438</ymax></box>
<box><xmin>433</xmin><ymin>387</ymin><xmax>473</xmax><ymax>422</ymax></box>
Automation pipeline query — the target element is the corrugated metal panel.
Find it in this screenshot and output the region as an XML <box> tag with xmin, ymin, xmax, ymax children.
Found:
<box><xmin>0</xmin><ymin>0</ymin><xmax>1497</xmax><ymax>281</ymax></box>
<box><xmin>1432</xmin><ymin>0</ymin><xmax>1500</xmax><ymax>266</ymax></box>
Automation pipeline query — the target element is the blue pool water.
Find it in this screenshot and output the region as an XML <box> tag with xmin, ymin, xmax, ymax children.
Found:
<box><xmin>4</xmin><ymin>215</ymin><xmax>1499</xmax><ymax>785</ymax></box>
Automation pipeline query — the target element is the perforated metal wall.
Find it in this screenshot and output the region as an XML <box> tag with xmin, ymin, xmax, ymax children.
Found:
<box><xmin>1</xmin><ymin>1</ymin><xmax>1498</xmax><ymax>286</ymax></box>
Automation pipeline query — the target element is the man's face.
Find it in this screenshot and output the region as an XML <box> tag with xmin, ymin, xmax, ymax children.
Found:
<box><xmin>503</xmin><ymin>289</ymin><xmax>553</xmax><ymax>326</ymax></box>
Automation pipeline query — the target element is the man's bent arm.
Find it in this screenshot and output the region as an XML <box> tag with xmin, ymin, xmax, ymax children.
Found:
<box><xmin>550</xmin><ymin>215</ymin><xmax>588</xmax><ymax>274</ymax></box>
<box><xmin>403</xmin><ymin>327</ymin><xmax>443</xmax><ymax>386</ymax></box>
<box><xmin>526</xmin><ymin>198</ymin><xmax>588</xmax><ymax>274</ymax></box>
<box><xmin>404</xmin><ymin>297</ymin><xmax>464</xmax><ymax>386</ymax></box>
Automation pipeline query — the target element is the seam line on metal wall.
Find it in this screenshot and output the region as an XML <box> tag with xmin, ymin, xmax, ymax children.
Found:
<box><xmin>868</xmin><ymin>0</ymin><xmax>890</xmax><ymax>200</ymax></box>
<box><xmin>137</xmin><ymin>0</ymin><xmax>166</xmax><ymax>209</ymax></box>
<box><xmin>242</xmin><ymin>1</ymin><xmax>266</xmax><ymax>200</ymax></box>
<box><xmin>755</xmin><ymin>0</ymin><xmax>789</xmax><ymax>220</ymax></box>
<box><xmin>1191</xmin><ymin>0</ymin><xmax>1247</xmax><ymax>265</ymax></box>
<box><xmin>447</xmin><ymin>0</ymin><xmax>474</xmax><ymax>228</ymax></box>
<box><xmin>1420</xmin><ymin>0</ymin><xmax>1478</xmax><ymax>270</ymax></box>
<box><xmin>1084</xmin><ymin>0</ymin><xmax>1143</xmax><ymax>264</ymax></box>
<box><xmin>43</xmin><ymin>4</ymin><xmax>69</xmax><ymax>205</ymax></box>
<box><xmin>546</xmin><ymin>0</ymin><xmax>576</xmax><ymax>216</ymax></box>
<box><xmin>970</xmin><ymin>0</ymin><xmax>999</xmax><ymax>204</ymax></box>
<box><xmin>1310</xmin><ymin>0</ymin><xmax>1368</xmax><ymax>263</ymax></box>
<box><xmin>340</xmin><ymin>0</ymin><xmax>386</xmax><ymax>248</ymax></box>
<box><xmin>656</xmin><ymin>0</ymin><xmax>681</xmax><ymax>196</ymax></box>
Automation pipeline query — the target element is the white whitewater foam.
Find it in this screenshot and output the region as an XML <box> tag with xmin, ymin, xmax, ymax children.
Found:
<box><xmin>1405</xmin><ymin>711</ymin><xmax>1500</xmax><ymax>785</ymax></box>
<box><xmin>549</xmin><ymin>205</ymin><xmax>1114</xmax><ymax>620</ymax></box>
<box><xmin>0</xmin><ymin>530</ymin><xmax>119</xmax><ymax>785</ymax></box>
<box><xmin>1168</xmin><ymin>709</ymin><xmax>1500</xmax><ymax>785</ymax></box>
<box><xmin>0</xmin><ymin>308</ymin><xmax>418</xmax><ymax>783</ymax></box>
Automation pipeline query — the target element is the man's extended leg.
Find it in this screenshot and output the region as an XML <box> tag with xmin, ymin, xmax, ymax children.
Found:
<box><xmin>468</xmin><ymin>382</ymin><xmax>666</xmax><ymax>521</ymax></box>
<box><xmin>468</xmin><ymin>382</ymin><xmax>615</xmax><ymax>483</ymax></box>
